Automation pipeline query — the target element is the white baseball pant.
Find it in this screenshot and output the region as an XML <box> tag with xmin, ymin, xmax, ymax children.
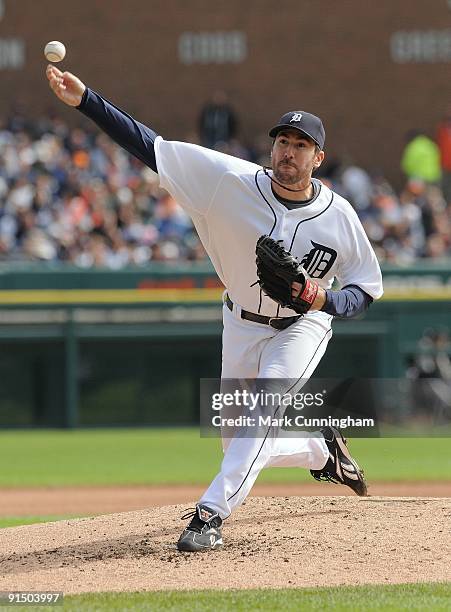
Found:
<box><xmin>200</xmin><ymin>301</ymin><xmax>333</xmax><ymax>519</ymax></box>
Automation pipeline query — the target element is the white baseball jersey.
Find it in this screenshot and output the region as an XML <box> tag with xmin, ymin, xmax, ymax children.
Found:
<box><xmin>154</xmin><ymin>137</ymin><xmax>383</xmax><ymax>317</ymax></box>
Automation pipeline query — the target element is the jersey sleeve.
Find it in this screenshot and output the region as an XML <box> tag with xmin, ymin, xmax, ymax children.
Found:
<box><xmin>154</xmin><ymin>136</ymin><xmax>253</xmax><ymax>215</ymax></box>
<box><xmin>335</xmin><ymin>208</ymin><xmax>383</xmax><ymax>300</ymax></box>
<box><xmin>77</xmin><ymin>88</ymin><xmax>159</xmax><ymax>172</ymax></box>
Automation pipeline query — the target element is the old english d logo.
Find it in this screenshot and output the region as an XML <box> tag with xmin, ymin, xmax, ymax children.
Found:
<box><xmin>301</xmin><ymin>241</ymin><xmax>337</xmax><ymax>278</ymax></box>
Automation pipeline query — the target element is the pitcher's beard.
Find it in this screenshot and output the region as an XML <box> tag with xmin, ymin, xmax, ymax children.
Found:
<box><xmin>273</xmin><ymin>166</ymin><xmax>304</xmax><ymax>186</ymax></box>
<box><xmin>263</xmin><ymin>164</ymin><xmax>313</xmax><ymax>193</ymax></box>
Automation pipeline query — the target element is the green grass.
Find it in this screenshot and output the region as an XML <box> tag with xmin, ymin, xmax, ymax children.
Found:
<box><xmin>23</xmin><ymin>583</ymin><xmax>445</xmax><ymax>611</ymax></box>
<box><xmin>0</xmin><ymin>515</ymin><xmax>79</xmax><ymax>528</ymax></box>
<box><xmin>0</xmin><ymin>429</ymin><xmax>449</xmax><ymax>487</ymax></box>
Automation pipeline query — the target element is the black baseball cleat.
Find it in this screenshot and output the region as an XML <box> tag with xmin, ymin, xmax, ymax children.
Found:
<box><xmin>177</xmin><ymin>504</ymin><xmax>223</xmax><ymax>552</ymax></box>
<box><xmin>310</xmin><ymin>426</ymin><xmax>368</xmax><ymax>496</ymax></box>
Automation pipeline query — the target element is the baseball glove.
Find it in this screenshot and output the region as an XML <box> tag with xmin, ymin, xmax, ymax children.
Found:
<box><xmin>255</xmin><ymin>235</ymin><xmax>319</xmax><ymax>314</ymax></box>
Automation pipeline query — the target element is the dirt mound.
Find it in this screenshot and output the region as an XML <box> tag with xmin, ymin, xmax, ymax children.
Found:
<box><xmin>0</xmin><ymin>496</ymin><xmax>449</xmax><ymax>594</ymax></box>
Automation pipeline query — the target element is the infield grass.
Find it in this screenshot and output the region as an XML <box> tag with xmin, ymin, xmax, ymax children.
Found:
<box><xmin>31</xmin><ymin>583</ymin><xmax>449</xmax><ymax>611</ymax></box>
<box><xmin>0</xmin><ymin>515</ymin><xmax>79</xmax><ymax>528</ymax></box>
<box><xmin>0</xmin><ymin>429</ymin><xmax>449</xmax><ymax>487</ymax></box>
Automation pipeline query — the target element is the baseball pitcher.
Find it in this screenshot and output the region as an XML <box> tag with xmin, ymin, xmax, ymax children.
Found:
<box><xmin>46</xmin><ymin>65</ymin><xmax>383</xmax><ymax>552</ymax></box>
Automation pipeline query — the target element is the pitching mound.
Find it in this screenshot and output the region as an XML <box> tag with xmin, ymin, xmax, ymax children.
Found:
<box><xmin>0</xmin><ymin>496</ymin><xmax>449</xmax><ymax>593</ymax></box>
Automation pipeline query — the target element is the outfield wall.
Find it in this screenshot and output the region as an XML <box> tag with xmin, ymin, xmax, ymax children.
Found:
<box><xmin>0</xmin><ymin>263</ymin><xmax>449</xmax><ymax>428</ymax></box>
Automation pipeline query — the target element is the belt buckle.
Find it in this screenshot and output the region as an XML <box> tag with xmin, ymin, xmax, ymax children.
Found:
<box><xmin>268</xmin><ymin>317</ymin><xmax>284</xmax><ymax>329</ymax></box>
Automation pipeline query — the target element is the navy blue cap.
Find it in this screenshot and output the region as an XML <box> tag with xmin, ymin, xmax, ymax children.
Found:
<box><xmin>269</xmin><ymin>111</ymin><xmax>325</xmax><ymax>149</ymax></box>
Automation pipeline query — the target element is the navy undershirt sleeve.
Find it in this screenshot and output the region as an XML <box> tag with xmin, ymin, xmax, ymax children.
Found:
<box><xmin>76</xmin><ymin>88</ymin><xmax>159</xmax><ymax>172</ymax></box>
<box><xmin>322</xmin><ymin>285</ymin><xmax>373</xmax><ymax>319</ymax></box>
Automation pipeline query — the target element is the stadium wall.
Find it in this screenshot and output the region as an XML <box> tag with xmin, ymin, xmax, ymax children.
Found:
<box><xmin>1</xmin><ymin>0</ymin><xmax>451</xmax><ymax>185</ymax></box>
<box><xmin>0</xmin><ymin>264</ymin><xmax>449</xmax><ymax>428</ymax></box>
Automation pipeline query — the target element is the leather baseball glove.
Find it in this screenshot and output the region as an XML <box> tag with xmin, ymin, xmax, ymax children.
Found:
<box><xmin>255</xmin><ymin>235</ymin><xmax>319</xmax><ymax>314</ymax></box>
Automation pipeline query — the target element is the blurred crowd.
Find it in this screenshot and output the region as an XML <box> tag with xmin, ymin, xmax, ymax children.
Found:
<box><xmin>0</xmin><ymin>99</ymin><xmax>450</xmax><ymax>267</ymax></box>
<box><xmin>0</xmin><ymin>113</ymin><xmax>206</xmax><ymax>267</ymax></box>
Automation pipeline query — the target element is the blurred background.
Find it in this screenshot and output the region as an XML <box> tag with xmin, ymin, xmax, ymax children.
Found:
<box><xmin>0</xmin><ymin>0</ymin><xmax>450</xmax><ymax>430</ymax></box>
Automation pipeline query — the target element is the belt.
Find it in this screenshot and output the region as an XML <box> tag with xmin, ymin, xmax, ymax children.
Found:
<box><xmin>225</xmin><ymin>294</ymin><xmax>301</xmax><ymax>330</ymax></box>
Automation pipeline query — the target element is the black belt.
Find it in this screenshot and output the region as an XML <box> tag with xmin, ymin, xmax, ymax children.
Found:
<box><xmin>225</xmin><ymin>294</ymin><xmax>301</xmax><ymax>330</ymax></box>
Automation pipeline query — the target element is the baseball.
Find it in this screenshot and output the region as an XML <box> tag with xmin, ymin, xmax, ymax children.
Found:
<box><xmin>44</xmin><ymin>41</ymin><xmax>66</xmax><ymax>63</ymax></box>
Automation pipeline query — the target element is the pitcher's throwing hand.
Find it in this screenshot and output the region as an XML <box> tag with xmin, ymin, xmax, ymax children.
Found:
<box><xmin>46</xmin><ymin>65</ymin><xmax>86</xmax><ymax>107</ymax></box>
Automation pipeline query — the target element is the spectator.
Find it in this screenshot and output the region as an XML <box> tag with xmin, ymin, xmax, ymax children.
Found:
<box><xmin>340</xmin><ymin>162</ymin><xmax>373</xmax><ymax>213</ymax></box>
<box><xmin>400</xmin><ymin>129</ymin><xmax>441</xmax><ymax>184</ymax></box>
<box><xmin>153</xmin><ymin>193</ymin><xmax>192</xmax><ymax>241</ymax></box>
<box><xmin>198</xmin><ymin>90</ymin><xmax>238</xmax><ymax>149</ymax></box>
